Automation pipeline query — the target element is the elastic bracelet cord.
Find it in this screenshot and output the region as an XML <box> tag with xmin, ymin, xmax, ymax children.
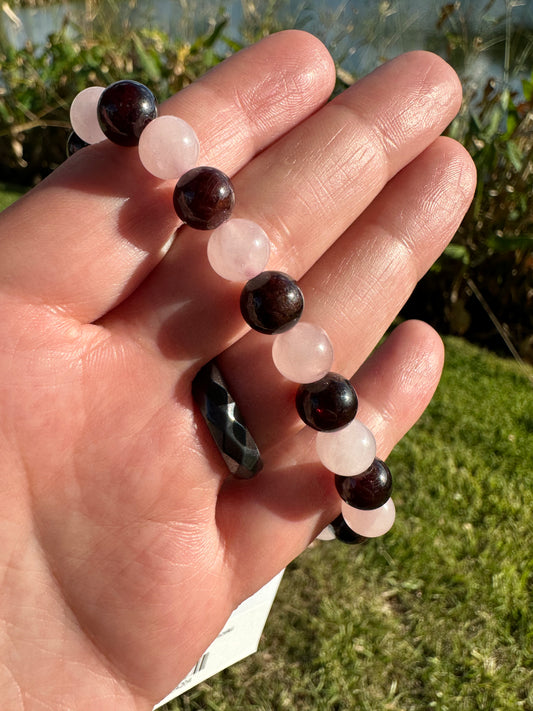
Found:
<box><xmin>68</xmin><ymin>80</ymin><xmax>395</xmax><ymax>544</ymax></box>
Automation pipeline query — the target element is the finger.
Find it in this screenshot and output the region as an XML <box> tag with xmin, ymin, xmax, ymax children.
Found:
<box><xmin>216</xmin><ymin>136</ymin><xmax>476</xmax><ymax>445</ymax></box>
<box><xmin>218</xmin><ymin>320</ymin><xmax>445</xmax><ymax>603</ymax></box>
<box><xmin>0</xmin><ymin>31</ymin><xmax>335</xmax><ymax>322</ymax></box>
<box><xmin>109</xmin><ymin>51</ymin><xmax>463</xmax><ymax>362</ymax></box>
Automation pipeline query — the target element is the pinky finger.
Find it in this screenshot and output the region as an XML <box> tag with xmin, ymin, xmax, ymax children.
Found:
<box><xmin>216</xmin><ymin>319</ymin><xmax>444</xmax><ymax>604</ymax></box>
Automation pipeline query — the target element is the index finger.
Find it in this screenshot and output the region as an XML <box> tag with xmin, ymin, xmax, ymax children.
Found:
<box><xmin>0</xmin><ymin>31</ymin><xmax>335</xmax><ymax>323</ymax></box>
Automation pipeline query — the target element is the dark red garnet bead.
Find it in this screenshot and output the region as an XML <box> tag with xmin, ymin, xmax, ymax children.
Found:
<box><xmin>331</xmin><ymin>514</ymin><xmax>367</xmax><ymax>545</ymax></box>
<box><xmin>97</xmin><ymin>80</ymin><xmax>158</xmax><ymax>146</ymax></box>
<box><xmin>173</xmin><ymin>166</ymin><xmax>235</xmax><ymax>230</ymax></box>
<box><xmin>295</xmin><ymin>372</ymin><xmax>358</xmax><ymax>431</ymax></box>
<box><xmin>66</xmin><ymin>131</ymin><xmax>89</xmax><ymax>157</ymax></box>
<box><xmin>335</xmin><ymin>458</ymin><xmax>392</xmax><ymax>510</ymax></box>
<box><xmin>240</xmin><ymin>271</ymin><xmax>304</xmax><ymax>335</ymax></box>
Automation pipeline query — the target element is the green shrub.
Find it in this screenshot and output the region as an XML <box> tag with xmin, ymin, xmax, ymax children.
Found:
<box><xmin>0</xmin><ymin>15</ymin><xmax>230</xmax><ymax>184</ymax></box>
<box><xmin>402</xmin><ymin>3</ymin><xmax>533</xmax><ymax>361</ymax></box>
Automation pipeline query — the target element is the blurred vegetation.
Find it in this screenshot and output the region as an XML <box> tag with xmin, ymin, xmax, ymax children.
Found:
<box><xmin>0</xmin><ymin>0</ymin><xmax>531</xmax><ymax>359</ymax></box>
<box><xmin>0</xmin><ymin>9</ymin><xmax>232</xmax><ymax>182</ymax></box>
<box><xmin>402</xmin><ymin>1</ymin><xmax>533</xmax><ymax>364</ymax></box>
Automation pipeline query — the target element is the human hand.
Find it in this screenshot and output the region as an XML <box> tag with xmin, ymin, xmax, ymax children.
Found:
<box><xmin>0</xmin><ymin>31</ymin><xmax>475</xmax><ymax>710</ymax></box>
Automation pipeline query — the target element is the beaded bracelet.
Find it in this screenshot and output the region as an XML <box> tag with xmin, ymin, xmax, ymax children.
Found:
<box><xmin>68</xmin><ymin>80</ymin><xmax>395</xmax><ymax>544</ymax></box>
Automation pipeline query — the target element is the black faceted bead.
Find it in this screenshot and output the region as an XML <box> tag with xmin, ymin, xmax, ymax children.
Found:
<box><xmin>295</xmin><ymin>372</ymin><xmax>358</xmax><ymax>431</ymax></box>
<box><xmin>66</xmin><ymin>131</ymin><xmax>89</xmax><ymax>157</ymax></box>
<box><xmin>173</xmin><ymin>166</ymin><xmax>235</xmax><ymax>230</ymax></box>
<box><xmin>97</xmin><ymin>80</ymin><xmax>158</xmax><ymax>146</ymax></box>
<box><xmin>192</xmin><ymin>360</ymin><xmax>263</xmax><ymax>479</ymax></box>
<box><xmin>331</xmin><ymin>514</ymin><xmax>367</xmax><ymax>545</ymax></box>
<box><xmin>335</xmin><ymin>458</ymin><xmax>392</xmax><ymax>510</ymax></box>
<box><xmin>240</xmin><ymin>271</ymin><xmax>304</xmax><ymax>335</ymax></box>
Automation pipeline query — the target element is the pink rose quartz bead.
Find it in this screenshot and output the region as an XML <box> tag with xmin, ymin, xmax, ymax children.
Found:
<box><xmin>272</xmin><ymin>322</ymin><xmax>333</xmax><ymax>383</ymax></box>
<box><xmin>70</xmin><ymin>87</ymin><xmax>106</xmax><ymax>144</ymax></box>
<box><xmin>341</xmin><ymin>498</ymin><xmax>395</xmax><ymax>538</ymax></box>
<box><xmin>207</xmin><ymin>218</ymin><xmax>270</xmax><ymax>281</ymax></box>
<box><xmin>316</xmin><ymin>419</ymin><xmax>376</xmax><ymax>477</ymax></box>
<box><xmin>138</xmin><ymin>115</ymin><xmax>199</xmax><ymax>179</ymax></box>
<box><xmin>316</xmin><ymin>524</ymin><xmax>336</xmax><ymax>541</ymax></box>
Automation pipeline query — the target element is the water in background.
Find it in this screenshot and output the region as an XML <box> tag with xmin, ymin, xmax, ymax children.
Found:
<box><xmin>2</xmin><ymin>0</ymin><xmax>533</xmax><ymax>92</ymax></box>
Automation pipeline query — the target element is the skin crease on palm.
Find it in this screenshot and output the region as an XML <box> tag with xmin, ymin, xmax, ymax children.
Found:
<box><xmin>0</xmin><ymin>30</ymin><xmax>476</xmax><ymax>711</ymax></box>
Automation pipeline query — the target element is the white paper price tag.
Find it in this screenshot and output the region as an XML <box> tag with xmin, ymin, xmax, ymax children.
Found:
<box><xmin>154</xmin><ymin>570</ymin><xmax>284</xmax><ymax>708</ymax></box>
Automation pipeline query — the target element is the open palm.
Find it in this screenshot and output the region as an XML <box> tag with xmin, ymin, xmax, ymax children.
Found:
<box><xmin>0</xmin><ymin>31</ymin><xmax>475</xmax><ymax>710</ymax></box>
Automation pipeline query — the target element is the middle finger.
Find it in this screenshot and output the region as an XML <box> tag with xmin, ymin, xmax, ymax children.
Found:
<box><xmin>107</xmin><ymin>51</ymin><xmax>462</xmax><ymax>363</ymax></box>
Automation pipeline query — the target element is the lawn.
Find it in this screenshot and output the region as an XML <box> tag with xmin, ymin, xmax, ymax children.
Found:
<box><xmin>0</xmin><ymin>185</ymin><xmax>26</xmax><ymax>211</ymax></box>
<box><xmin>167</xmin><ymin>337</ymin><xmax>533</xmax><ymax>711</ymax></box>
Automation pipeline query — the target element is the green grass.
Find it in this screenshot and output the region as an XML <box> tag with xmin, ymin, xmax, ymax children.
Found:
<box><xmin>0</xmin><ymin>184</ymin><xmax>25</xmax><ymax>211</ymax></box>
<box><xmin>167</xmin><ymin>338</ymin><xmax>533</xmax><ymax>711</ymax></box>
